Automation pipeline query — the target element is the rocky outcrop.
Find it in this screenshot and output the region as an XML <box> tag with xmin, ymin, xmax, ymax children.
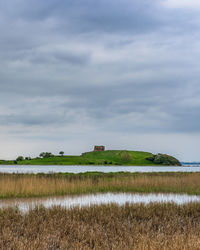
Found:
<box><xmin>146</xmin><ymin>154</ymin><xmax>181</xmax><ymax>166</ymax></box>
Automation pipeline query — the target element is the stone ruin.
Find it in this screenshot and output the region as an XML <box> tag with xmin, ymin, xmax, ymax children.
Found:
<box><xmin>94</xmin><ymin>145</ymin><xmax>105</xmax><ymax>152</ymax></box>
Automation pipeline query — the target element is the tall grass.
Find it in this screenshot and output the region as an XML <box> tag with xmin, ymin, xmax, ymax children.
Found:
<box><xmin>0</xmin><ymin>172</ymin><xmax>200</xmax><ymax>198</ymax></box>
<box><xmin>0</xmin><ymin>203</ymin><xmax>200</xmax><ymax>249</ymax></box>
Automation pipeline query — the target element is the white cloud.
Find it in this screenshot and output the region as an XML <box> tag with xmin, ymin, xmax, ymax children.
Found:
<box><xmin>163</xmin><ymin>0</ymin><xmax>200</xmax><ymax>9</ymax></box>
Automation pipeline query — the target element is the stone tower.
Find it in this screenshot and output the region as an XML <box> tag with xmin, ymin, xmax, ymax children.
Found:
<box><xmin>94</xmin><ymin>146</ymin><xmax>105</xmax><ymax>152</ymax></box>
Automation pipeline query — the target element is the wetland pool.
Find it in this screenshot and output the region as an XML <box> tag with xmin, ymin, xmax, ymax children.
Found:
<box><xmin>1</xmin><ymin>192</ymin><xmax>200</xmax><ymax>212</ymax></box>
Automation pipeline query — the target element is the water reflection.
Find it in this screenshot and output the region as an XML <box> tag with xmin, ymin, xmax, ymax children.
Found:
<box><xmin>0</xmin><ymin>192</ymin><xmax>200</xmax><ymax>212</ymax></box>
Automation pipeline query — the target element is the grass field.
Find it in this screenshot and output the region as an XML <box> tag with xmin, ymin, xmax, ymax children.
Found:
<box><xmin>0</xmin><ymin>203</ymin><xmax>200</xmax><ymax>249</ymax></box>
<box><xmin>0</xmin><ymin>150</ymin><xmax>180</xmax><ymax>165</ymax></box>
<box><xmin>0</xmin><ymin>172</ymin><xmax>200</xmax><ymax>198</ymax></box>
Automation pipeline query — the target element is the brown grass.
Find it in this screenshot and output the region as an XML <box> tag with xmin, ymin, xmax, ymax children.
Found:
<box><xmin>0</xmin><ymin>172</ymin><xmax>200</xmax><ymax>198</ymax></box>
<box><xmin>0</xmin><ymin>203</ymin><xmax>200</xmax><ymax>249</ymax></box>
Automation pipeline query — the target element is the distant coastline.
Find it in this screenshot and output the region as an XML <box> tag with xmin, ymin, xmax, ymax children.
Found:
<box><xmin>0</xmin><ymin>149</ymin><xmax>181</xmax><ymax>166</ymax></box>
<box><xmin>182</xmin><ymin>162</ymin><xmax>200</xmax><ymax>166</ymax></box>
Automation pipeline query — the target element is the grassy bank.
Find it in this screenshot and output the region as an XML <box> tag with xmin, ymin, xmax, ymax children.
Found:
<box><xmin>0</xmin><ymin>150</ymin><xmax>181</xmax><ymax>165</ymax></box>
<box><xmin>0</xmin><ymin>203</ymin><xmax>200</xmax><ymax>249</ymax></box>
<box><xmin>0</xmin><ymin>172</ymin><xmax>200</xmax><ymax>198</ymax></box>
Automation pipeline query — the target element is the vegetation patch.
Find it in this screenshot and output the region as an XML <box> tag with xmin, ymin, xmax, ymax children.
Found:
<box><xmin>0</xmin><ymin>172</ymin><xmax>199</xmax><ymax>198</ymax></box>
<box><xmin>146</xmin><ymin>153</ymin><xmax>181</xmax><ymax>166</ymax></box>
<box><xmin>0</xmin><ymin>203</ymin><xmax>200</xmax><ymax>249</ymax></box>
<box><xmin>0</xmin><ymin>150</ymin><xmax>181</xmax><ymax>166</ymax></box>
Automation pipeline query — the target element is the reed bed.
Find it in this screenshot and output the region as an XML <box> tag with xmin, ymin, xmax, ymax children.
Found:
<box><xmin>0</xmin><ymin>203</ymin><xmax>200</xmax><ymax>249</ymax></box>
<box><xmin>0</xmin><ymin>172</ymin><xmax>199</xmax><ymax>198</ymax></box>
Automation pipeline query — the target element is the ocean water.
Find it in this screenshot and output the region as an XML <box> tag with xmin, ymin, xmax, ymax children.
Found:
<box><xmin>0</xmin><ymin>164</ymin><xmax>199</xmax><ymax>173</ymax></box>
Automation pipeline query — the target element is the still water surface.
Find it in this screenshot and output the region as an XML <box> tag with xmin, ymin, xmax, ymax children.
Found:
<box><xmin>1</xmin><ymin>193</ymin><xmax>200</xmax><ymax>212</ymax></box>
<box><xmin>0</xmin><ymin>164</ymin><xmax>200</xmax><ymax>173</ymax></box>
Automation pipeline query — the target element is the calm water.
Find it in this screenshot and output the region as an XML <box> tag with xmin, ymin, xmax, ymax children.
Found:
<box><xmin>0</xmin><ymin>164</ymin><xmax>200</xmax><ymax>173</ymax></box>
<box><xmin>1</xmin><ymin>193</ymin><xmax>200</xmax><ymax>212</ymax></box>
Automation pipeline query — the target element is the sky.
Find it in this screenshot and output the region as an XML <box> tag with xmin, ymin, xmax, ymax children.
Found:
<box><xmin>0</xmin><ymin>0</ymin><xmax>200</xmax><ymax>161</ymax></box>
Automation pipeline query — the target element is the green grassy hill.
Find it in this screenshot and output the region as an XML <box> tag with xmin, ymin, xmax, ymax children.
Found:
<box><xmin>0</xmin><ymin>150</ymin><xmax>181</xmax><ymax>166</ymax></box>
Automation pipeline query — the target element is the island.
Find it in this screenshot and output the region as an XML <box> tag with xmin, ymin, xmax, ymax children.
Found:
<box><xmin>0</xmin><ymin>146</ymin><xmax>181</xmax><ymax>166</ymax></box>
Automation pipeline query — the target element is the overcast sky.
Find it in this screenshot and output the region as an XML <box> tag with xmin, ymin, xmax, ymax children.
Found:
<box><xmin>0</xmin><ymin>0</ymin><xmax>200</xmax><ymax>161</ymax></box>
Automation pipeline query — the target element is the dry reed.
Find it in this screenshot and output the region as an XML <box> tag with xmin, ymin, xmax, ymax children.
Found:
<box><xmin>0</xmin><ymin>203</ymin><xmax>200</xmax><ymax>249</ymax></box>
<box><xmin>0</xmin><ymin>172</ymin><xmax>200</xmax><ymax>198</ymax></box>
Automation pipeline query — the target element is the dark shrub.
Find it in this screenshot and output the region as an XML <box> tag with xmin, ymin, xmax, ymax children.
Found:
<box><xmin>39</xmin><ymin>152</ymin><xmax>54</xmax><ymax>158</ymax></box>
<box><xmin>146</xmin><ymin>155</ymin><xmax>155</xmax><ymax>162</ymax></box>
<box><xmin>25</xmin><ymin>157</ymin><xmax>31</xmax><ymax>160</ymax></box>
<box><xmin>16</xmin><ymin>156</ymin><xmax>24</xmax><ymax>161</ymax></box>
<box><xmin>154</xmin><ymin>154</ymin><xmax>181</xmax><ymax>166</ymax></box>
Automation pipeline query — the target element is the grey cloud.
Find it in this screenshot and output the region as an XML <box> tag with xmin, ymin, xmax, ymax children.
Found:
<box><xmin>0</xmin><ymin>0</ymin><xmax>200</xmax><ymax>160</ymax></box>
<box><xmin>27</xmin><ymin>49</ymin><xmax>91</xmax><ymax>65</ymax></box>
<box><xmin>0</xmin><ymin>75</ymin><xmax>198</xmax><ymax>134</ymax></box>
<box><xmin>0</xmin><ymin>0</ymin><xmax>161</xmax><ymax>34</ymax></box>
<box><xmin>0</xmin><ymin>114</ymin><xmax>58</xmax><ymax>126</ymax></box>
<box><xmin>53</xmin><ymin>51</ymin><xmax>90</xmax><ymax>65</ymax></box>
